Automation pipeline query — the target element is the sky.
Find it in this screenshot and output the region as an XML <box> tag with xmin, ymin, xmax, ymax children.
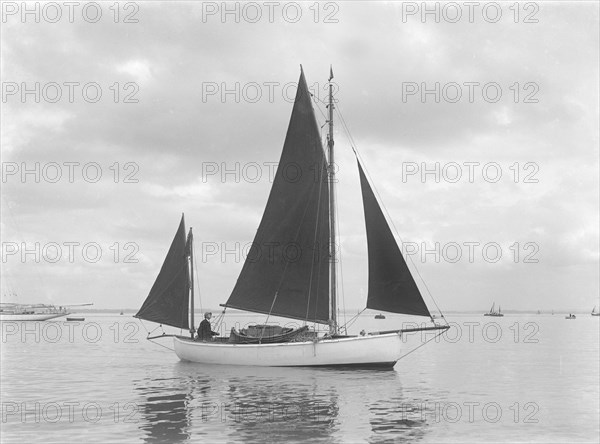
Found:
<box><xmin>1</xmin><ymin>1</ymin><xmax>598</xmax><ymax>314</ymax></box>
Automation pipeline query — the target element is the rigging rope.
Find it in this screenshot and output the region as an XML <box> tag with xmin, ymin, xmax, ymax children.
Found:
<box><xmin>313</xmin><ymin>95</ymin><xmax>329</xmax><ymax>121</ymax></box>
<box><xmin>138</xmin><ymin>319</ymin><xmax>176</xmax><ymax>351</ymax></box>
<box><xmin>396</xmin><ymin>329</ymin><xmax>447</xmax><ymax>361</ymax></box>
<box><xmin>148</xmin><ymin>337</ymin><xmax>176</xmax><ymax>352</ymax></box>
<box><xmin>333</xmin><ymin>166</ymin><xmax>348</xmax><ymax>334</ymax></box>
<box><xmin>339</xmin><ymin>308</ymin><xmax>366</xmax><ymax>332</ymax></box>
<box><xmin>303</xmin><ymin>137</ymin><xmax>327</xmax><ymax>326</ymax></box>
<box><xmin>214</xmin><ymin>307</ymin><xmax>227</xmax><ymax>332</ymax></box>
<box><xmin>334</xmin><ymin>105</ymin><xmax>448</xmax><ymax>325</ymax></box>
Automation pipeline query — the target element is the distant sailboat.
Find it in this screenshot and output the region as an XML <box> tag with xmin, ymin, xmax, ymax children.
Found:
<box><xmin>592</xmin><ymin>307</ymin><xmax>599</xmax><ymax>317</ymax></box>
<box><xmin>135</xmin><ymin>67</ymin><xmax>449</xmax><ymax>367</ymax></box>
<box><xmin>483</xmin><ymin>302</ymin><xmax>504</xmax><ymax>317</ymax></box>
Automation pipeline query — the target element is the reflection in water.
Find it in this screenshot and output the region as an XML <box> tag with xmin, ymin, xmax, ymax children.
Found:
<box><xmin>221</xmin><ymin>367</ymin><xmax>340</xmax><ymax>442</ymax></box>
<box><xmin>135</xmin><ymin>378</ymin><xmax>194</xmax><ymax>444</ymax></box>
<box><xmin>368</xmin><ymin>395</ymin><xmax>429</xmax><ymax>443</ymax></box>
<box><xmin>143</xmin><ymin>392</ymin><xmax>190</xmax><ymax>443</ymax></box>
<box><xmin>134</xmin><ymin>364</ymin><xmax>431</xmax><ymax>443</ymax></box>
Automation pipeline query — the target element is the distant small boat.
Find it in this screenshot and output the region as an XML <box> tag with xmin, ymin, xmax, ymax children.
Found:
<box><xmin>565</xmin><ymin>314</ymin><xmax>576</xmax><ymax>319</ymax></box>
<box><xmin>120</xmin><ymin>310</ymin><xmax>124</xmax><ymax>315</ymax></box>
<box><xmin>484</xmin><ymin>303</ymin><xmax>504</xmax><ymax>317</ymax></box>
<box><xmin>374</xmin><ymin>314</ymin><xmax>386</xmax><ymax>319</ymax></box>
<box><xmin>66</xmin><ymin>317</ymin><xmax>85</xmax><ymax>322</ymax></box>
<box><xmin>592</xmin><ymin>307</ymin><xmax>599</xmax><ymax>317</ymax></box>
<box><xmin>537</xmin><ymin>310</ymin><xmax>541</xmax><ymax>315</ymax></box>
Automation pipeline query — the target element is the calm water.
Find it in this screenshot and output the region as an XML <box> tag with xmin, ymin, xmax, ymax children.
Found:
<box><xmin>1</xmin><ymin>313</ymin><xmax>598</xmax><ymax>443</ymax></box>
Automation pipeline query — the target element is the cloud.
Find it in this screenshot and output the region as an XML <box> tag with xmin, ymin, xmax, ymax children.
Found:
<box><xmin>115</xmin><ymin>59</ymin><xmax>153</xmax><ymax>85</ymax></box>
<box><xmin>1</xmin><ymin>2</ymin><xmax>598</xmax><ymax>313</ymax></box>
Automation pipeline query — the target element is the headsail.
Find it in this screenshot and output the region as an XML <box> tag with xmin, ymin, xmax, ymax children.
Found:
<box><xmin>135</xmin><ymin>215</ymin><xmax>190</xmax><ymax>329</ymax></box>
<box><xmin>224</xmin><ymin>68</ymin><xmax>331</xmax><ymax>324</ymax></box>
<box><xmin>357</xmin><ymin>161</ymin><xmax>431</xmax><ymax>317</ymax></box>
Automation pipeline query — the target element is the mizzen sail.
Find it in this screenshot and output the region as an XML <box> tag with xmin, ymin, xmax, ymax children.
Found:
<box><xmin>135</xmin><ymin>215</ymin><xmax>190</xmax><ymax>329</ymax></box>
<box><xmin>224</xmin><ymin>68</ymin><xmax>330</xmax><ymax>324</ymax></box>
<box><xmin>357</xmin><ymin>161</ymin><xmax>431</xmax><ymax>317</ymax></box>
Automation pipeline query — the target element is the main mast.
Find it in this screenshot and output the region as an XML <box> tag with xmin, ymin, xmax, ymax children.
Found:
<box><xmin>327</xmin><ymin>66</ymin><xmax>337</xmax><ymax>334</ymax></box>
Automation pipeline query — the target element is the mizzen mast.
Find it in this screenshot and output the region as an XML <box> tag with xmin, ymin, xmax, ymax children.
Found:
<box><xmin>327</xmin><ymin>66</ymin><xmax>337</xmax><ymax>334</ymax></box>
<box><xmin>188</xmin><ymin>227</ymin><xmax>195</xmax><ymax>339</ymax></box>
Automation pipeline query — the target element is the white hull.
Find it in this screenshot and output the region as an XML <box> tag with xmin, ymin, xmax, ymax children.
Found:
<box><xmin>0</xmin><ymin>313</ymin><xmax>67</xmax><ymax>321</ymax></box>
<box><xmin>174</xmin><ymin>332</ymin><xmax>402</xmax><ymax>367</ymax></box>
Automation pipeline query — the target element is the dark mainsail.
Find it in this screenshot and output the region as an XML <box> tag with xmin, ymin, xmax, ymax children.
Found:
<box><xmin>135</xmin><ymin>215</ymin><xmax>190</xmax><ymax>329</ymax></box>
<box><xmin>357</xmin><ymin>161</ymin><xmax>432</xmax><ymax>317</ymax></box>
<box><xmin>224</xmin><ymin>68</ymin><xmax>331</xmax><ymax>324</ymax></box>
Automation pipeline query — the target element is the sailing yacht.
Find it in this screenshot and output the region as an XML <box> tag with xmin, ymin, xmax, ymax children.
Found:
<box><xmin>592</xmin><ymin>307</ymin><xmax>599</xmax><ymax>317</ymax></box>
<box><xmin>0</xmin><ymin>303</ymin><xmax>68</xmax><ymax>321</ymax></box>
<box><xmin>135</xmin><ymin>67</ymin><xmax>449</xmax><ymax>367</ymax></box>
<box><xmin>483</xmin><ymin>302</ymin><xmax>504</xmax><ymax>317</ymax></box>
<box><xmin>0</xmin><ymin>302</ymin><xmax>93</xmax><ymax>321</ymax></box>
